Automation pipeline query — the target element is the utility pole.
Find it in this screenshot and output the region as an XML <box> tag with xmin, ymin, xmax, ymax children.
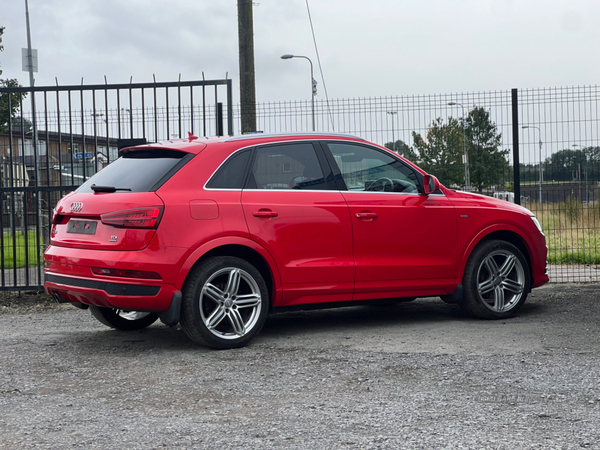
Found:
<box><xmin>25</xmin><ymin>0</ymin><xmax>44</xmax><ymax>250</ymax></box>
<box><xmin>237</xmin><ymin>0</ymin><xmax>257</xmax><ymax>134</ymax></box>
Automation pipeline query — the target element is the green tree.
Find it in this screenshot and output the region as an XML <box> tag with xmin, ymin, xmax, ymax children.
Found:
<box><xmin>544</xmin><ymin>149</ymin><xmax>583</xmax><ymax>181</ymax></box>
<box><xmin>463</xmin><ymin>107</ymin><xmax>509</xmax><ymax>192</ymax></box>
<box><xmin>582</xmin><ymin>147</ymin><xmax>600</xmax><ymax>183</ymax></box>
<box><xmin>9</xmin><ymin>115</ymin><xmax>33</xmax><ymax>133</ymax></box>
<box><xmin>0</xmin><ymin>26</ymin><xmax>28</xmax><ymax>133</ymax></box>
<box><xmin>544</xmin><ymin>147</ymin><xmax>599</xmax><ymax>182</ymax></box>
<box><xmin>411</xmin><ymin>117</ymin><xmax>464</xmax><ymax>187</ymax></box>
<box><xmin>384</xmin><ymin>139</ymin><xmax>418</xmax><ymax>161</ymax></box>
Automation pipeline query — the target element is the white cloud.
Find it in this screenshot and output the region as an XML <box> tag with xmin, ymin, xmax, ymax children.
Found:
<box><xmin>1</xmin><ymin>0</ymin><xmax>599</xmax><ymax>102</ymax></box>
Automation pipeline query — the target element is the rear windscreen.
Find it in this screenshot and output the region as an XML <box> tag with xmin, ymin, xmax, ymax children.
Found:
<box><xmin>76</xmin><ymin>149</ymin><xmax>193</xmax><ymax>193</ymax></box>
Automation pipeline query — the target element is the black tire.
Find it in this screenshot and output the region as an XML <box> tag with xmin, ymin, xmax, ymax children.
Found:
<box><xmin>89</xmin><ymin>305</ymin><xmax>159</xmax><ymax>331</ymax></box>
<box><xmin>180</xmin><ymin>256</ymin><xmax>270</xmax><ymax>349</ymax></box>
<box><xmin>462</xmin><ymin>240</ymin><xmax>531</xmax><ymax>319</ymax></box>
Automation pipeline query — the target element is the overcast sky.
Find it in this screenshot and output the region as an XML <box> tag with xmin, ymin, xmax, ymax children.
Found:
<box><xmin>1</xmin><ymin>0</ymin><xmax>598</xmax><ymax>104</ymax></box>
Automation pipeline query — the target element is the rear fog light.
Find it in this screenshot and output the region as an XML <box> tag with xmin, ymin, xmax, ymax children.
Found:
<box><xmin>92</xmin><ymin>267</ymin><xmax>162</xmax><ymax>280</ymax></box>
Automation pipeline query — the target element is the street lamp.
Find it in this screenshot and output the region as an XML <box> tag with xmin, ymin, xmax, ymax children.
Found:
<box><xmin>522</xmin><ymin>125</ymin><xmax>543</xmax><ymax>204</ymax></box>
<box><xmin>120</xmin><ymin>108</ymin><xmax>131</xmax><ymax>138</ymax></box>
<box><xmin>281</xmin><ymin>54</ymin><xmax>316</xmax><ymax>131</ymax></box>
<box><xmin>91</xmin><ymin>112</ymin><xmax>106</xmax><ymax>137</ymax></box>
<box><xmin>387</xmin><ymin>111</ymin><xmax>397</xmax><ymax>152</ymax></box>
<box><xmin>447</xmin><ymin>102</ymin><xmax>469</xmax><ymax>190</ymax></box>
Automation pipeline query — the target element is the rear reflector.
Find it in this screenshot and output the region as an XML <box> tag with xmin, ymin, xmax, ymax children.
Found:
<box><xmin>92</xmin><ymin>267</ymin><xmax>162</xmax><ymax>280</ymax></box>
<box><xmin>101</xmin><ymin>206</ymin><xmax>164</xmax><ymax>229</ymax></box>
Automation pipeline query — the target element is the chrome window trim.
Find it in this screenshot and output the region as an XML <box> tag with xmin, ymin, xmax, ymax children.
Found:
<box><xmin>341</xmin><ymin>190</ymin><xmax>446</xmax><ymax>197</ymax></box>
<box><xmin>202</xmin><ymin>187</ymin><xmax>445</xmax><ymax>195</ymax></box>
<box><xmin>205</xmin><ymin>138</ymin><xmax>355</xmax><ymax>191</ymax></box>
<box><xmin>202</xmin><ymin>187</ymin><xmax>445</xmax><ymax>196</ymax></box>
<box><xmin>203</xmin><ymin>137</ymin><xmax>439</xmax><ymax>195</ymax></box>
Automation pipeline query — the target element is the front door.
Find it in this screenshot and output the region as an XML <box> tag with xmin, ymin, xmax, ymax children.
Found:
<box><xmin>325</xmin><ymin>142</ymin><xmax>458</xmax><ymax>300</ymax></box>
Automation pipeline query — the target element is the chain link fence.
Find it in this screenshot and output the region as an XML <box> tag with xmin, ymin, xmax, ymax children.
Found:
<box><xmin>2</xmin><ymin>82</ymin><xmax>598</xmax><ymax>287</ymax></box>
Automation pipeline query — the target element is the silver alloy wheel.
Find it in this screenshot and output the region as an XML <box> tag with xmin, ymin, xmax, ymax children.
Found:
<box><xmin>117</xmin><ymin>311</ymin><xmax>151</xmax><ymax>321</ymax></box>
<box><xmin>476</xmin><ymin>249</ymin><xmax>526</xmax><ymax>313</ymax></box>
<box><xmin>199</xmin><ymin>267</ymin><xmax>262</xmax><ymax>340</ymax></box>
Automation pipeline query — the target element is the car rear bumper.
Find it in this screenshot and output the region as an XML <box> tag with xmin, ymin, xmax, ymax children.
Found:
<box><xmin>44</xmin><ymin>273</ymin><xmax>177</xmax><ymax>311</ymax></box>
<box><xmin>43</xmin><ymin>244</ymin><xmax>186</xmax><ymax>311</ymax></box>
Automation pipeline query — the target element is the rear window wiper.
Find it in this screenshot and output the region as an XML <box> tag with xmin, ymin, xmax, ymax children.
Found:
<box><xmin>91</xmin><ymin>184</ymin><xmax>132</xmax><ymax>193</ymax></box>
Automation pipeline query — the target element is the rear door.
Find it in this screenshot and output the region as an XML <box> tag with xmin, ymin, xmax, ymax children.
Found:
<box><xmin>241</xmin><ymin>142</ymin><xmax>355</xmax><ymax>307</ymax></box>
<box><xmin>51</xmin><ymin>148</ymin><xmax>194</xmax><ymax>251</ymax></box>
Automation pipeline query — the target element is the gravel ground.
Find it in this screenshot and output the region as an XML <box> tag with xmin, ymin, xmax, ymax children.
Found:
<box><xmin>0</xmin><ymin>291</ymin><xmax>71</xmax><ymax>315</ymax></box>
<box><xmin>0</xmin><ymin>284</ymin><xmax>599</xmax><ymax>449</ymax></box>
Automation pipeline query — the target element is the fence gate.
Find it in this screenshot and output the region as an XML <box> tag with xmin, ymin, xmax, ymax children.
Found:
<box><xmin>0</xmin><ymin>77</ymin><xmax>233</xmax><ymax>291</ymax></box>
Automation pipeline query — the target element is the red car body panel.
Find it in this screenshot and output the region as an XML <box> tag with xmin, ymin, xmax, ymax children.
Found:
<box><xmin>443</xmin><ymin>189</ymin><xmax>548</xmax><ymax>289</ymax></box>
<box><xmin>242</xmin><ymin>189</ymin><xmax>355</xmax><ymax>306</ymax></box>
<box><xmin>173</xmin><ymin>235</ymin><xmax>283</xmax><ymax>300</ymax></box>
<box><xmin>44</xmin><ymin>244</ymin><xmax>180</xmax><ymax>310</ymax></box>
<box><xmin>44</xmin><ymin>133</ymin><xmax>549</xmax><ymax>315</ymax></box>
<box><xmin>342</xmin><ymin>191</ymin><xmax>458</xmax><ymax>299</ymax></box>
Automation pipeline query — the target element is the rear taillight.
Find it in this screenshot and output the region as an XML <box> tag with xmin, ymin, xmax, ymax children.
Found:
<box><xmin>51</xmin><ymin>208</ymin><xmax>65</xmax><ymax>224</ymax></box>
<box><xmin>100</xmin><ymin>207</ymin><xmax>164</xmax><ymax>229</ymax></box>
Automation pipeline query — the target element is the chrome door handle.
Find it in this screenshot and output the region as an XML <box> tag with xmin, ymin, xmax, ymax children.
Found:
<box><xmin>253</xmin><ymin>209</ymin><xmax>278</xmax><ymax>218</ymax></box>
<box><xmin>356</xmin><ymin>212</ymin><xmax>378</xmax><ymax>219</ymax></box>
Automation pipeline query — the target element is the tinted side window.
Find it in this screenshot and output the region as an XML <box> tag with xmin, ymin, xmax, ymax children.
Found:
<box><xmin>248</xmin><ymin>143</ymin><xmax>328</xmax><ymax>190</ymax></box>
<box><xmin>327</xmin><ymin>143</ymin><xmax>420</xmax><ymax>193</ymax></box>
<box><xmin>76</xmin><ymin>149</ymin><xmax>191</xmax><ymax>193</ymax></box>
<box><xmin>207</xmin><ymin>149</ymin><xmax>251</xmax><ymax>189</ymax></box>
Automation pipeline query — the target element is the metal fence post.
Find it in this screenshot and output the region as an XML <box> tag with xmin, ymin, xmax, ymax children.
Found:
<box><xmin>511</xmin><ymin>88</ymin><xmax>521</xmax><ymax>205</ymax></box>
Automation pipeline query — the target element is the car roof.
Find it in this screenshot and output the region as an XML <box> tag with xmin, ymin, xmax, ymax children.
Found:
<box><xmin>120</xmin><ymin>132</ymin><xmax>367</xmax><ymax>155</ymax></box>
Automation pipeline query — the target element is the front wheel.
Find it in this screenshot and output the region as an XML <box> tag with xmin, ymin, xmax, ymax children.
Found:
<box><xmin>180</xmin><ymin>256</ymin><xmax>269</xmax><ymax>349</ymax></box>
<box><xmin>89</xmin><ymin>306</ymin><xmax>159</xmax><ymax>330</ymax></box>
<box><xmin>462</xmin><ymin>240</ymin><xmax>530</xmax><ymax>319</ymax></box>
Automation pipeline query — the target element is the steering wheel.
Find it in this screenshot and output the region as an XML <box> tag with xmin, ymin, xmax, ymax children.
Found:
<box><xmin>392</xmin><ymin>179</ymin><xmax>418</xmax><ymax>193</ymax></box>
<box><xmin>366</xmin><ymin>177</ymin><xmax>393</xmax><ymax>192</ymax></box>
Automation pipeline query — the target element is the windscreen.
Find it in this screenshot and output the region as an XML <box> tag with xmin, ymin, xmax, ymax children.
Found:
<box><xmin>76</xmin><ymin>149</ymin><xmax>192</xmax><ymax>193</ymax></box>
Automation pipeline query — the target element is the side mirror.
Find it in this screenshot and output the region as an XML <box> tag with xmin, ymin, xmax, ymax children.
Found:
<box><xmin>423</xmin><ymin>174</ymin><xmax>440</xmax><ymax>195</ymax></box>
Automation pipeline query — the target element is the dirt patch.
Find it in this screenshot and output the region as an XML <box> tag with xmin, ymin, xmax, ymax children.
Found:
<box><xmin>0</xmin><ymin>290</ymin><xmax>72</xmax><ymax>315</ymax></box>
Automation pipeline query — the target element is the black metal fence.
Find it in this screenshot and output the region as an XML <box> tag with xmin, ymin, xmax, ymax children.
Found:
<box><xmin>0</xmin><ymin>77</ymin><xmax>233</xmax><ymax>290</ymax></box>
<box><xmin>248</xmin><ymin>86</ymin><xmax>600</xmax><ymax>283</ymax></box>
<box><xmin>1</xmin><ymin>81</ymin><xmax>598</xmax><ymax>288</ymax></box>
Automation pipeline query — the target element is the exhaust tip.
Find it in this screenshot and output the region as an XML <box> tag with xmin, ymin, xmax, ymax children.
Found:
<box><xmin>52</xmin><ymin>292</ymin><xmax>88</xmax><ymax>309</ymax></box>
<box><xmin>52</xmin><ymin>292</ymin><xmax>66</xmax><ymax>303</ymax></box>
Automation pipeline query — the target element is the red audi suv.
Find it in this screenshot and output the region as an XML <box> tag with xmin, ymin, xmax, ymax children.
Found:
<box><xmin>44</xmin><ymin>133</ymin><xmax>549</xmax><ymax>348</ymax></box>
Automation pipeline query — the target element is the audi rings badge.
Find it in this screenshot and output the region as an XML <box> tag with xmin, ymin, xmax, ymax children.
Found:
<box><xmin>70</xmin><ymin>202</ymin><xmax>83</xmax><ymax>213</ymax></box>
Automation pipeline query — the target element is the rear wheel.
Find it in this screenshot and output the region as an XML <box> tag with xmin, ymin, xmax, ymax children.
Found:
<box><xmin>89</xmin><ymin>306</ymin><xmax>159</xmax><ymax>330</ymax></box>
<box><xmin>180</xmin><ymin>256</ymin><xmax>269</xmax><ymax>349</ymax></box>
<box><xmin>462</xmin><ymin>240</ymin><xmax>530</xmax><ymax>319</ymax></box>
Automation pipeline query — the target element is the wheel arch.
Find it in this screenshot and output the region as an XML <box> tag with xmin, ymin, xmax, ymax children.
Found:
<box><xmin>175</xmin><ymin>237</ymin><xmax>280</xmax><ymax>306</ymax></box>
<box><xmin>459</xmin><ymin>227</ymin><xmax>534</xmax><ymax>287</ymax></box>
